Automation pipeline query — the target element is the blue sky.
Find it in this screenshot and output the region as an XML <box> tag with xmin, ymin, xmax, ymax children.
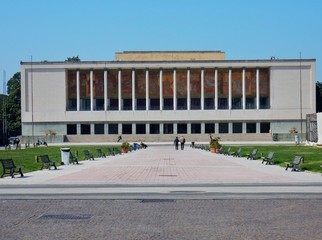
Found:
<box><xmin>1</xmin><ymin>0</ymin><xmax>321</xmax><ymax>93</ymax></box>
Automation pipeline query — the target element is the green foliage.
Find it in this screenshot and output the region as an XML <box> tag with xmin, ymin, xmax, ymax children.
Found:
<box><xmin>121</xmin><ymin>141</ymin><xmax>130</xmax><ymax>150</ymax></box>
<box><xmin>316</xmin><ymin>81</ymin><xmax>322</xmax><ymax>112</ymax></box>
<box><xmin>6</xmin><ymin>72</ymin><xmax>21</xmax><ymax>136</ymax></box>
<box><xmin>65</xmin><ymin>56</ymin><xmax>80</xmax><ymax>62</ymax></box>
<box><xmin>209</xmin><ymin>137</ymin><xmax>221</xmax><ymax>149</ymax></box>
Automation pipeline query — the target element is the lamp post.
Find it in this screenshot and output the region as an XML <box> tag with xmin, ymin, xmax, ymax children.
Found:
<box><xmin>31</xmin><ymin>56</ymin><xmax>34</xmax><ymax>146</ymax></box>
<box><xmin>299</xmin><ymin>52</ymin><xmax>303</xmax><ymax>143</ymax></box>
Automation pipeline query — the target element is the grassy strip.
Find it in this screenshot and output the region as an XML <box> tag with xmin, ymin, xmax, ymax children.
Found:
<box><xmin>221</xmin><ymin>145</ymin><xmax>322</xmax><ymax>173</ymax></box>
<box><xmin>0</xmin><ymin>145</ymin><xmax>121</xmax><ymax>175</ymax></box>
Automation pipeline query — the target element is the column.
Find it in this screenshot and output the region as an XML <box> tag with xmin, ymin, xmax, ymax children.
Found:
<box><xmin>201</xmin><ymin>68</ymin><xmax>204</xmax><ymax>110</ymax></box>
<box><xmin>187</xmin><ymin>68</ymin><xmax>190</xmax><ymax>110</ymax></box>
<box><xmin>160</xmin><ymin>69</ymin><xmax>163</xmax><ymax>110</ymax></box>
<box><xmin>174</xmin><ymin>123</ymin><xmax>178</xmax><ymax>134</ymax></box>
<box><xmin>76</xmin><ymin>70</ymin><xmax>80</xmax><ymax>111</ymax></box>
<box><xmin>228</xmin><ymin>122</ymin><xmax>232</xmax><ymax>134</ymax></box>
<box><xmin>118</xmin><ymin>69</ymin><xmax>122</xmax><ymax>111</ymax></box>
<box><xmin>256</xmin><ymin>68</ymin><xmax>260</xmax><ymax>110</ymax></box>
<box><xmin>104</xmin><ymin>70</ymin><xmax>107</xmax><ymax>111</ymax></box>
<box><xmin>90</xmin><ymin>70</ymin><xmax>94</xmax><ymax>111</ymax></box>
<box><xmin>132</xmin><ymin>123</ymin><xmax>136</xmax><ymax>134</ymax></box>
<box><xmin>77</xmin><ymin>124</ymin><xmax>81</xmax><ymax>135</ymax></box>
<box><xmin>132</xmin><ymin>69</ymin><xmax>135</xmax><ymax>111</ymax></box>
<box><xmin>228</xmin><ymin>69</ymin><xmax>232</xmax><ymax>110</ymax></box>
<box><xmin>187</xmin><ymin>123</ymin><xmax>191</xmax><ymax>134</ymax></box>
<box><xmin>160</xmin><ymin>123</ymin><xmax>164</xmax><ymax>134</ymax></box>
<box><xmin>256</xmin><ymin>122</ymin><xmax>260</xmax><ymax>133</ymax></box>
<box><xmin>201</xmin><ymin>123</ymin><xmax>205</xmax><ymax>134</ymax></box>
<box><xmin>215</xmin><ymin>69</ymin><xmax>218</xmax><ymax>110</ymax></box>
<box><xmin>146</xmin><ymin>69</ymin><xmax>149</xmax><ymax>111</ymax></box>
<box><xmin>242</xmin><ymin>68</ymin><xmax>246</xmax><ymax>110</ymax></box>
<box><xmin>173</xmin><ymin>69</ymin><xmax>177</xmax><ymax>110</ymax></box>
<box><xmin>242</xmin><ymin>122</ymin><xmax>246</xmax><ymax>134</ymax></box>
<box><xmin>215</xmin><ymin>122</ymin><xmax>218</xmax><ymax>134</ymax></box>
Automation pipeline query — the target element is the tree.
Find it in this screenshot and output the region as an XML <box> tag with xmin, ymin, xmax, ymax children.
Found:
<box><xmin>65</xmin><ymin>56</ymin><xmax>80</xmax><ymax>62</ymax></box>
<box><xmin>6</xmin><ymin>72</ymin><xmax>21</xmax><ymax>137</ymax></box>
<box><xmin>316</xmin><ymin>81</ymin><xmax>322</xmax><ymax>113</ymax></box>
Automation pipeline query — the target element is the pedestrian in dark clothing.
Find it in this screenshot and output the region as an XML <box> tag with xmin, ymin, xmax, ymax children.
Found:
<box><xmin>174</xmin><ymin>137</ymin><xmax>179</xmax><ymax>150</ymax></box>
<box><xmin>179</xmin><ymin>136</ymin><xmax>186</xmax><ymax>150</ymax></box>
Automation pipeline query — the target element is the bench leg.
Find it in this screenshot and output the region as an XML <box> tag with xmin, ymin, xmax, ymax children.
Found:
<box><xmin>18</xmin><ymin>168</ymin><xmax>24</xmax><ymax>177</ymax></box>
<box><xmin>10</xmin><ymin>169</ymin><xmax>15</xmax><ymax>178</ymax></box>
<box><xmin>285</xmin><ymin>164</ymin><xmax>289</xmax><ymax>171</ymax></box>
<box><xmin>53</xmin><ymin>163</ymin><xmax>57</xmax><ymax>170</ymax></box>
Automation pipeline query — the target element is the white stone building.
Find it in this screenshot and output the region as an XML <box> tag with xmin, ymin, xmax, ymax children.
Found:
<box><xmin>20</xmin><ymin>51</ymin><xmax>316</xmax><ymax>143</ymax></box>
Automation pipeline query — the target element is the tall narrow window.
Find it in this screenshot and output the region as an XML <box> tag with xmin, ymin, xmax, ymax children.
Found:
<box><xmin>93</xmin><ymin>70</ymin><xmax>104</xmax><ymax>111</ymax></box>
<box><xmin>176</xmin><ymin>69</ymin><xmax>187</xmax><ymax>110</ymax></box>
<box><xmin>204</xmin><ymin>69</ymin><xmax>215</xmax><ymax>110</ymax></box>
<box><xmin>231</xmin><ymin>69</ymin><xmax>242</xmax><ymax>109</ymax></box>
<box><xmin>79</xmin><ymin>70</ymin><xmax>90</xmax><ymax>111</ymax></box>
<box><xmin>121</xmin><ymin>70</ymin><xmax>132</xmax><ymax>110</ymax></box>
<box><xmin>245</xmin><ymin>69</ymin><xmax>256</xmax><ymax>109</ymax></box>
<box><xmin>217</xmin><ymin>69</ymin><xmax>229</xmax><ymax>109</ymax></box>
<box><xmin>135</xmin><ymin>69</ymin><xmax>146</xmax><ymax>110</ymax></box>
<box><xmin>190</xmin><ymin>69</ymin><xmax>201</xmax><ymax>110</ymax></box>
<box><xmin>259</xmin><ymin>68</ymin><xmax>270</xmax><ymax>109</ymax></box>
<box><xmin>149</xmin><ymin>70</ymin><xmax>160</xmax><ymax>110</ymax></box>
<box><xmin>67</xmin><ymin>70</ymin><xmax>77</xmax><ymax>111</ymax></box>
<box><xmin>163</xmin><ymin>69</ymin><xmax>173</xmax><ymax>110</ymax></box>
<box><xmin>107</xmin><ymin>70</ymin><xmax>118</xmax><ymax>111</ymax></box>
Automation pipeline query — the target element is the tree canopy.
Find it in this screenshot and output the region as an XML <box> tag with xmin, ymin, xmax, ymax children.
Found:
<box><xmin>6</xmin><ymin>72</ymin><xmax>21</xmax><ymax>137</ymax></box>
<box><xmin>65</xmin><ymin>56</ymin><xmax>80</xmax><ymax>62</ymax></box>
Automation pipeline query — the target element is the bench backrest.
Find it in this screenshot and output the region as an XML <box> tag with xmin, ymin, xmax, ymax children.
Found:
<box><xmin>293</xmin><ymin>156</ymin><xmax>304</xmax><ymax>164</ymax></box>
<box><xmin>0</xmin><ymin>159</ymin><xmax>15</xmax><ymax>169</ymax></box>
<box><xmin>252</xmin><ymin>149</ymin><xmax>258</xmax><ymax>155</ymax></box>
<box><xmin>267</xmin><ymin>152</ymin><xmax>274</xmax><ymax>159</ymax></box>
<box><xmin>38</xmin><ymin>155</ymin><xmax>50</xmax><ymax>163</ymax></box>
<box><xmin>83</xmin><ymin>150</ymin><xmax>89</xmax><ymax>154</ymax></box>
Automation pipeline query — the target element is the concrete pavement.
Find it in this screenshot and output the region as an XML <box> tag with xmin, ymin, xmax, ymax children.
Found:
<box><xmin>0</xmin><ymin>145</ymin><xmax>321</xmax><ymax>199</ymax></box>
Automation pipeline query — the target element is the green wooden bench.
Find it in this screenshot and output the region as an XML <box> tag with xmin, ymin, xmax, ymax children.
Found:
<box><xmin>38</xmin><ymin>155</ymin><xmax>58</xmax><ymax>170</ymax></box>
<box><xmin>0</xmin><ymin>159</ymin><xmax>24</xmax><ymax>178</ymax></box>
<box><xmin>97</xmin><ymin>149</ymin><xmax>106</xmax><ymax>158</ymax></box>
<box><xmin>223</xmin><ymin>147</ymin><xmax>231</xmax><ymax>155</ymax></box>
<box><xmin>261</xmin><ymin>152</ymin><xmax>275</xmax><ymax>165</ymax></box>
<box><xmin>69</xmin><ymin>151</ymin><xmax>79</xmax><ymax>164</ymax></box>
<box><xmin>83</xmin><ymin>150</ymin><xmax>94</xmax><ymax>160</ymax></box>
<box><xmin>230</xmin><ymin>148</ymin><xmax>242</xmax><ymax>157</ymax></box>
<box><xmin>245</xmin><ymin>149</ymin><xmax>258</xmax><ymax>160</ymax></box>
<box><xmin>285</xmin><ymin>156</ymin><xmax>304</xmax><ymax>171</ymax></box>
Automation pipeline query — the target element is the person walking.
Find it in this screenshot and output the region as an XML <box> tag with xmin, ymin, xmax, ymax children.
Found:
<box><xmin>179</xmin><ymin>136</ymin><xmax>186</xmax><ymax>150</ymax></box>
<box><xmin>174</xmin><ymin>137</ymin><xmax>179</xmax><ymax>150</ymax></box>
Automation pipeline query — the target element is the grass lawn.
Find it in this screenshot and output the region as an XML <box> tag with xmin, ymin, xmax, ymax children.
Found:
<box><xmin>222</xmin><ymin>145</ymin><xmax>322</xmax><ymax>173</ymax></box>
<box><xmin>0</xmin><ymin>145</ymin><xmax>121</xmax><ymax>176</ymax></box>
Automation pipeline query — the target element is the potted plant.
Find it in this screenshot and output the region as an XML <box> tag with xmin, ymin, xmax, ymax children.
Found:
<box><xmin>209</xmin><ymin>136</ymin><xmax>221</xmax><ymax>153</ymax></box>
<box><xmin>121</xmin><ymin>141</ymin><xmax>130</xmax><ymax>153</ymax></box>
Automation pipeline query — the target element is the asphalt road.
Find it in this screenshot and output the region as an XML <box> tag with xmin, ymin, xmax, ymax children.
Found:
<box><xmin>1</xmin><ymin>199</ymin><xmax>321</xmax><ymax>240</ymax></box>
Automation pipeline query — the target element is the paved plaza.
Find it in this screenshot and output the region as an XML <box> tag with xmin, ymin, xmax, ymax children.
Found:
<box><xmin>0</xmin><ymin>145</ymin><xmax>321</xmax><ymax>199</ymax></box>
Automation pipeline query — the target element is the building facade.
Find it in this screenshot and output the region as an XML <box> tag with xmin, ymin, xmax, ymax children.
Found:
<box><xmin>20</xmin><ymin>51</ymin><xmax>316</xmax><ymax>143</ymax></box>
